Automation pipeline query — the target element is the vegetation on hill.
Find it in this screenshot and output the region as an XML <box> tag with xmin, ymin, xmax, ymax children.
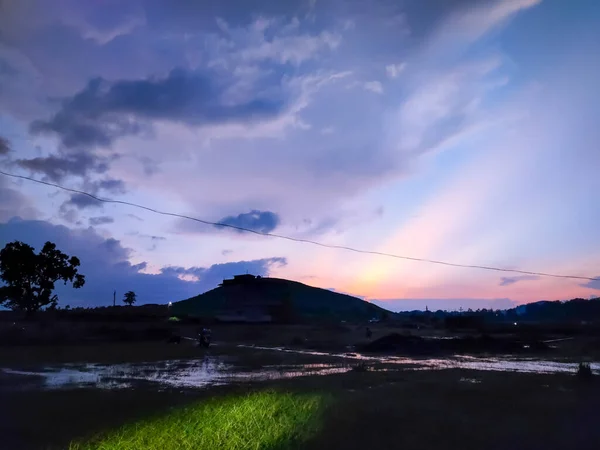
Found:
<box><xmin>505</xmin><ymin>297</ymin><xmax>600</xmax><ymax>321</ymax></box>
<box><xmin>172</xmin><ymin>277</ymin><xmax>392</xmax><ymax>321</ymax></box>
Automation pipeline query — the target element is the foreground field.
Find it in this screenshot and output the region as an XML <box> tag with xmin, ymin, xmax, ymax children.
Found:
<box><xmin>2</xmin><ymin>366</ymin><xmax>599</xmax><ymax>450</ymax></box>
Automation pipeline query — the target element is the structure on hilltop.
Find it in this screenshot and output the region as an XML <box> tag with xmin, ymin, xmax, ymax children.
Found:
<box><xmin>216</xmin><ymin>274</ymin><xmax>284</xmax><ymax>323</ymax></box>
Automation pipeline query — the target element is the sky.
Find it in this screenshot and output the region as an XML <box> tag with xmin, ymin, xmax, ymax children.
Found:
<box><xmin>0</xmin><ymin>0</ymin><xmax>599</xmax><ymax>311</ymax></box>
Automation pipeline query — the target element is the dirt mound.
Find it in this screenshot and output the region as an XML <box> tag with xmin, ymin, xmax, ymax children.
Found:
<box><xmin>361</xmin><ymin>333</ymin><xmax>426</xmax><ymax>353</ymax></box>
<box><xmin>360</xmin><ymin>333</ymin><xmax>550</xmax><ymax>355</ymax></box>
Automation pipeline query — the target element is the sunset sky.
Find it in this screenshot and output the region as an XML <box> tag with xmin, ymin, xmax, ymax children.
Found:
<box><xmin>1</xmin><ymin>0</ymin><xmax>599</xmax><ymax>311</ymax></box>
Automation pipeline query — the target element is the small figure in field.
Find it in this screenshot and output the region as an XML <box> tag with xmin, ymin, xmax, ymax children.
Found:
<box><xmin>198</xmin><ymin>327</ymin><xmax>212</xmax><ymax>348</ymax></box>
<box><xmin>365</xmin><ymin>327</ymin><xmax>372</xmax><ymax>339</ymax></box>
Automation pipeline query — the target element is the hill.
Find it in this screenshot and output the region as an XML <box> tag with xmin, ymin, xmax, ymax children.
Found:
<box><xmin>172</xmin><ymin>276</ymin><xmax>392</xmax><ymax>322</ymax></box>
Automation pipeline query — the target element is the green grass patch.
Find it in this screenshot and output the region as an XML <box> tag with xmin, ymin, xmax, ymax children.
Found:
<box><xmin>69</xmin><ymin>390</ymin><xmax>329</xmax><ymax>450</ymax></box>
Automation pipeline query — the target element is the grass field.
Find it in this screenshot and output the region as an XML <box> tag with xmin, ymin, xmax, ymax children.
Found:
<box><xmin>68</xmin><ymin>391</ymin><xmax>329</xmax><ymax>450</ymax></box>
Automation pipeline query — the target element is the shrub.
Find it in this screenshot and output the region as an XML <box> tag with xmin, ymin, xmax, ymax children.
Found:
<box><xmin>576</xmin><ymin>362</ymin><xmax>593</xmax><ymax>380</ymax></box>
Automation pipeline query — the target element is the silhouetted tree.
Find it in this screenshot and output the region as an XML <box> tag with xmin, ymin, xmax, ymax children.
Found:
<box><xmin>123</xmin><ymin>291</ymin><xmax>137</xmax><ymax>306</ymax></box>
<box><xmin>0</xmin><ymin>241</ymin><xmax>85</xmax><ymax>314</ymax></box>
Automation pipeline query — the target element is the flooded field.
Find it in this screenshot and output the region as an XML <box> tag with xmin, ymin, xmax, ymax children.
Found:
<box><xmin>2</xmin><ymin>345</ymin><xmax>598</xmax><ymax>391</ymax></box>
<box><xmin>240</xmin><ymin>344</ymin><xmax>600</xmax><ymax>374</ymax></box>
<box><xmin>0</xmin><ymin>358</ymin><xmax>352</xmax><ymax>391</ymax></box>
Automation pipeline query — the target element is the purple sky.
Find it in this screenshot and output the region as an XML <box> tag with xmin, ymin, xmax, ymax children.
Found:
<box><xmin>1</xmin><ymin>0</ymin><xmax>599</xmax><ymax>311</ymax></box>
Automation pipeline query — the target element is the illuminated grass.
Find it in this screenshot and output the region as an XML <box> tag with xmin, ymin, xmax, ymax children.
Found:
<box><xmin>69</xmin><ymin>391</ymin><xmax>329</xmax><ymax>450</ymax></box>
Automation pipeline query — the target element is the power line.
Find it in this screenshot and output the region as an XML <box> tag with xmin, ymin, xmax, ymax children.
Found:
<box><xmin>1</xmin><ymin>169</ymin><xmax>598</xmax><ymax>282</ymax></box>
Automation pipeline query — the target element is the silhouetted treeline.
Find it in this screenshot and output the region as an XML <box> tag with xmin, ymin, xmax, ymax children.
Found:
<box><xmin>505</xmin><ymin>298</ymin><xmax>600</xmax><ymax>322</ymax></box>
<box><xmin>397</xmin><ymin>297</ymin><xmax>600</xmax><ymax>324</ymax></box>
<box><xmin>0</xmin><ymin>304</ymin><xmax>170</xmax><ymax>322</ymax></box>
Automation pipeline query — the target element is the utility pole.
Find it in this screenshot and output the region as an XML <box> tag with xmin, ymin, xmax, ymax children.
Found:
<box><xmin>113</xmin><ymin>290</ymin><xmax>116</xmax><ymax>307</ymax></box>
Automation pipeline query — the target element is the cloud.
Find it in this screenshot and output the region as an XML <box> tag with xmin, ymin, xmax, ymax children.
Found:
<box><xmin>439</xmin><ymin>0</ymin><xmax>542</xmax><ymax>43</ymax></box>
<box><xmin>30</xmin><ymin>68</ymin><xmax>289</xmax><ymax>149</ymax></box>
<box><xmin>63</xmin><ymin>193</ymin><xmax>103</xmax><ymax>210</ymax></box>
<box><xmin>15</xmin><ymin>153</ymin><xmax>111</xmax><ymax>182</ymax></box>
<box><xmin>0</xmin><ymin>178</ymin><xmax>39</xmax><ymax>222</ymax></box>
<box><xmin>85</xmin><ymin>177</ymin><xmax>127</xmax><ymax>195</ymax></box>
<box><xmin>89</xmin><ymin>216</ymin><xmax>114</xmax><ymax>226</ymax></box>
<box><xmin>191</xmin><ymin>15</ymin><xmax>341</xmax><ymax>67</ymax></box>
<box><xmin>581</xmin><ymin>277</ymin><xmax>600</xmax><ymax>291</ymax></box>
<box><xmin>176</xmin><ymin>210</ymin><xmax>281</xmax><ymax>235</ymax></box>
<box><xmin>216</xmin><ymin>210</ymin><xmax>281</xmax><ymax>233</ymax></box>
<box><xmin>389</xmin><ymin>57</ymin><xmax>506</xmax><ymax>156</ymax></box>
<box><xmin>161</xmin><ymin>257</ymin><xmax>287</xmax><ymax>285</ymax></box>
<box><xmin>0</xmin><ymin>218</ymin><xmax>287</xmax><ymax>306</ymax></box>
<box><xmin>385</xmin><ymin>63</ymin><xmax>406</xmax><ymax>78</ymax></box>
<box><xmin>364</xmin><ymin>81</ymin><xmax>383</xmax><ymax>94</ymax></box>
<box><xmin>0</xmin><ymin>0</ymin><xmax>563</xmax><ymax>306</ymax></box>
<box><xmin>499</xmin><ymin>275</ymin><xmax>541</xmax><ymax>286</ymax></box>
<box><xmin>236</xmin><ymin>28</ymin><xmax>340</xmax><ymax>66</ymax></box>
<box><xmin>0</xmin><ymin>136</ymin><xmax>11</xmax><ymax>155</ymax></box>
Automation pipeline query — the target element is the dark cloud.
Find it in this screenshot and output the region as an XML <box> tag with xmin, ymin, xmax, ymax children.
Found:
<box><xmin>88</xmin><ymin>178</ymin><xmax>127</xmax><ymax>195</ymax></box>
<box><xmin>175</xmin><ymin>210</ymin><xmax>281</xmax><ymax>235</ymax></box>
<box><xmin>222</xmin><ymin>249</ymin><xmax>233</xmax><ymax>256</ymax></box>
<box><xmin>15</xmin><ymin>153</ymin><xmax>110</xmax><ymax>182</ymax></box>
<box><xmin>499</xmin><ymin>275</ymin><xmax>541</xmax><ymax>287</ymax></box>
<box><xmin>89</xmin><ymin>216</ymin><xmax>115</xmax><ymax>226</ymax></box>
<box><xmin>63</xmin><ymin>193</ymin><xmax>103</xmax><ymax>210</ymax></box>
<box><xmin>581</xmin><ymin>277</ymin><xmax>600</xmax><ymax>291</ymax></box>
<box><xmin>0</xmin><ymin>136</ymin><xmax>11</xmax><ymax>155</ymax></box>
<box><xmin>0</xmin><ymin>218</ymin><xmax>287</xmax><ymax>306</ymax></box>
<box><xmin>31</xmin><ymin>68</ymin><xmax>287</xmax><ymax>148</ymax></box>
<box><xmin>59</xmin><ymin>208</ymin><xmax>79</xmax><ymax>224</ymax></box>
<box><xmin>216</xmin><ymin>210</ymin><xmax>281</xmax><ymax>233</ymax></box>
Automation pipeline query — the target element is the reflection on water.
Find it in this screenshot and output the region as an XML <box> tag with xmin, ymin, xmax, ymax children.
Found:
<box><xmin>414</xmin><ymin>357</ymin><xmax>600</xmax><ymax>374</ymax></box>
<box><xmin>238</xmin><ymin>345</ymin><xmax>600</xmax><ymax>375</ymax></box>
<box><xmin>2</xmin><ymin>346</ymin><xmax>599</xmax><ymax>391</ymax></box>
<box><xmin>1</xmin><ymin>357</ymin><xmax>351</xmax><ymax>391</ymax></box>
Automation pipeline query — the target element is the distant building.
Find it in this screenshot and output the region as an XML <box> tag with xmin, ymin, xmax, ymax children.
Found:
<box><xmin>220</xmin><ymin>274</ymin><xmax>260</xmax><ymax>287</ymax></box>
<box><xmin>215</xmin><ymin>274</ymin><xmax>286</xmax><ymax>323</ymax></box>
